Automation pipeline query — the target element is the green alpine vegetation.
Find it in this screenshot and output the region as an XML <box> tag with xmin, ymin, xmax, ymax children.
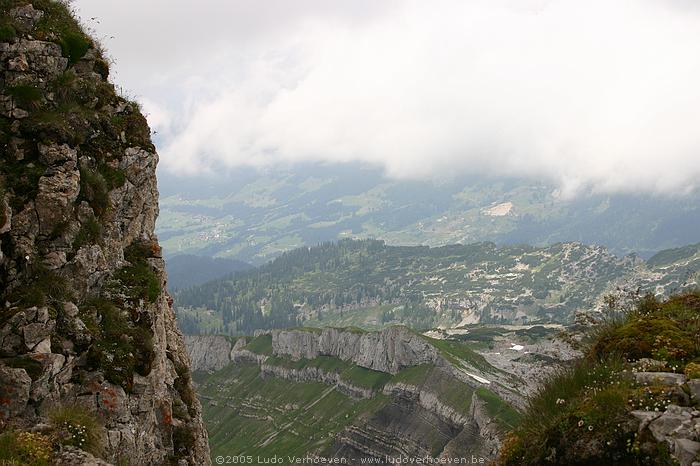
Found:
<box><xmin>498</xmin><ymin>292</ymin><xmax>700</xmax><ymax>465</ymax></box>
<box><xmin>192</xmin><ymin>327</ymin><xmax>520</xmax><ymax>461</ymax></box>
<box><xmin>174</xmin><ymin>239</ymin><xmax>699</xmax><ymax>335</ymax></box>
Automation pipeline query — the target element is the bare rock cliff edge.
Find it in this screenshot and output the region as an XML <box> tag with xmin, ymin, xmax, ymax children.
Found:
<box><xmin>0</xmin><ymin>2</ymin><xmax>210</xmax><ymax>464</ymax></box>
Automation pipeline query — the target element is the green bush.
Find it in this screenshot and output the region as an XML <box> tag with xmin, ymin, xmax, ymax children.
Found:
<box><xmin>173</xmin><ymin>361</ymin><xmax>197</xmax><ymax>417</ymax></box>
<box><xmin>72</xmin><ymin>215</ymin><xmax>102</xmax><ymax>252</ymax></box>
<box><xmin>114</xmin><ymin>261</ymin><xmax>160</xmax><ymax>304</ymax></box>
<box><xmin>48</xmin><ymin>404</ymin><xmax>104</xmax><ymax>455</ymax></box>
<box><xmin>7</xmin><ymin>263</ymin><xmax>72</xmax><ymax>308</ymax></box>
<box><xmin>592</xmin><ymin>293</ymin><xmax>700</xmax><ymax>367</ymax></box>
<box><xmin>109</xmin><ymin>110</ymin><xmax>154</xmax><ymax>151</ymax></box>
<box><xmin>93</xmin><ymin>57</ymin><xmax>110</xmax><ymax>79</ymax></box>
<box><xmin>8</xmin><ymin>85</ymin><xmax>42</xmax><ymax>110</ymax></box>
<box><xmin>60</xmin><ymin>31</ymin><xmax>89</xmax><ymax>65</ymax></box>
<box><xmin>1</xmin><ymin>156</ymin><xmax>46</xmax><ymax>210</ymax></box>
<box><xmin>100</xmin><ymin>164</ymin><xmax>126</xmax><ymax>189</ymax></box>
<box><xmin>0</xmin><ymin>23</ymin><xmax>16</xmax><ymax>41</ymax></box>
<box><xmin>78</xmin><ymin>167</ymin><xmax>109</xmax><ymax>217</ymax></box>
<box><xmin>113</xmin><ymin>241</ymin><xmax>161</xmax><ymax>304</ymax></box>
<box><xmin>77</xmin><ymin>165</ymin><xmax>127</xmax><ymax>218</ymax></box>
<box><xmin>84</xmin><ymin>298</ymin><xmax>154</xmax><ymax>391</ymax></box>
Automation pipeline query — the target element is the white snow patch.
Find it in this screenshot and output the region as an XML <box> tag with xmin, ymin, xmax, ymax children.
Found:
<box><xmin>510</xmin><ymin>344</ymin><xmax>525</xmax><ymax>351</ymax></box>
<box><xmin>465</xmin><ymin>372</ymin><xmax>491</xmax><ymax>385</ymax></box>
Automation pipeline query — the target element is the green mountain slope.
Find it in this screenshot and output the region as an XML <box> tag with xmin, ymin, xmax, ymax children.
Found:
<box><xmin>174</xmin><ymin>239</ymin><xmax>700</xmax><ymax>335</ymax></box>
<box><xmin>190</xmin><ymin>326</ymin><xmax>522</xmax><ymax>463</ymax></box>
<box><xmin>165</xmin><ymin>254</ymin><xmax>251</xmax><ymax>290</ymax></box>
<box><xmin>156</xmin><ymin>164</ymin><xmax>700</xmax><ymax>265</ymax></box>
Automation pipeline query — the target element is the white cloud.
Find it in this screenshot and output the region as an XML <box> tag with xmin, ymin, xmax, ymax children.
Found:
<box><xmin>75</xmin><ymin>0</ymin><xmax>700</xmax><ymax>196</ymax></box>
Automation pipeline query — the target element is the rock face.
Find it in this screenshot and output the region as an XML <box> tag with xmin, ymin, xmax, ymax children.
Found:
<box><xmin>186</xmin><ymin>327</ymin><xmax>441</xmax><ymax>375</ymax></box>
<box><xmin>188</xmin><ymin>331</ymin><xmax>514</xmax><ymax>463</ymax></box>
<box><xmin>184</xmin><ymin>335</ymin><xmax>233</xmax><ymax>372</ymax></box>
<box><xmin>328</xmin><ymin>368</ymin><xmax>501</xmax><ymax>461</ymax></box>
<box><xmin>0</xmin><ymin>3</ymin><xmax>209</xmax><ymax>465</ymax></box>
<box><xmin>272</xmin><ymin>327</ymin><xmax>440</xmax><ymax>374</ymax></box>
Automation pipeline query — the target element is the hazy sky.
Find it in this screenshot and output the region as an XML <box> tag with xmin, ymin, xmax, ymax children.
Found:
<box><xmin>73</xmin><ymin>0</ymin><xmax>700</xmax><ymax>197</ymax></box>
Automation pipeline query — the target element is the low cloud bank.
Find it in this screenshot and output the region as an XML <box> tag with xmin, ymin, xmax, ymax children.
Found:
<box><xmin>77</xmin><ymin>0</ymin><xmax>700</xmax><ymax>197</ymax></box>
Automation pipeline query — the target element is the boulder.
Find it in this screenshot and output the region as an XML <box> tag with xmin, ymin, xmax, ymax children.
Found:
<box><xmin>23</xmin><ymin>321</ymin><xmax>55</xmax><ymax>350</ymax></box>
<box><xmin>634</xmin><ymin>372</ymin><xmax>687</xmax><ymax>386</ymax></box>
<box><xmin>673</xmin><ymin>438</ymin><xmax>700</xmax><ymax>466</ymax></box>
<box><xmin>648</xmin><ymin>405</ymin><xmax>696</xmax><ymax>443</ymax></box>
<box><xmin>0</xmin><ymin>364</ymin><xmax>32</xmax><ymax>420</ymax></box>
<box><xmin>9</xmin><ymin>5</ymin><xmax>44</xmax><ymax>32</ymax></box>
<box><xmin>38</xmin><ymin>143</ymin><xmax>77</xmax><ymax>165</ymax></box>
<box><xmin>35</xmin><ymin>162</ymin><xmax>80</xmax><ymax>236</ymax></box>
<box><xmin>688</xmin><ymin>379</ymin><xmax>700</xmax><ymax>405</ymax></box>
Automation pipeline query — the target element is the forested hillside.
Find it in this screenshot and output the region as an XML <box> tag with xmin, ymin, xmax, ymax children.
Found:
<box><xmin>174</xmin><ymin>239</ymin><xmax>700</xmax><ymax>335</ymax></box>
<box><xmin>165</xmin><ymin>254</ymin><xmax>251</xmax><ymax>290</ymax></box>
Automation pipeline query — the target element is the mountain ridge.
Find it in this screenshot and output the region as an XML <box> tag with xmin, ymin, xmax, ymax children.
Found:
<box><xmin>156</xmin><ymin>165</ymin><xmax>700</xmax><ymax>264</ymax></box>
<box><xmin>174</xmin><ymin>239</ymin><xmax>699</xmax><ymax>335</ymax></box>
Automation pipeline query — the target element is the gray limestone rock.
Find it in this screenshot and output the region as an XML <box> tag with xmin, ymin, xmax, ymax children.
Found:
<box><xmin>184</xmin><ymin>335</ymin><xmax>232</xmax><ymax>372</ymax></box>
<box><xmin>673</xmin><ymin>438</ymin><xmax>700</xmax><ymax>466</ymax></box>
<box><xmin>35</xmin><ymin>162</ymin><xmax>80</xmax><ymax>236</ymax></box>
<box><xmin>688</xmin><ymin>379</ymin><xmax>700</xmax><ymax>405</ymax></box>
<box><xmin>0</xmin><ymin>3</ymin><xmax>210</xmax><ymax>463</ymax></box>
<box><xmin>272</xmin><ymin>326</ymin><xmax>439</xmax><ymax>374</ymax></box>
<box><xmin>634</xmin><ymin>372</ymin><xmax>687</xmax><ymax>386</ymax></box>
<box><xmin>0</xmin><ymin>364</ymin><xmax>32</xmax><ymax>420</ymax></box>
<box><xmin>23</xmin><ymin>320</ymin><xmax>55</xmax><ymax>349</ymax></box>
<box><xmin>9</xmin><ymin>5</ymin><xmax>44</xmax><ymax>32</ymax></box>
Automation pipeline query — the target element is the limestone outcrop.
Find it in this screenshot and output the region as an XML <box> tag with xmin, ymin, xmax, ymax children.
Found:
<box><xmin>0</xmin><ymin>3</ymin><xmax>209</xmax><ymax>464</ymax></box>
<box><xmin>272</xmin><ymin>326</ymin><xmax>440</xmax><ymax>374</ymax></box>
<box><xmin>184</xmin><ymin>335</ymin><xmax>233</xmax><ymax>372</ymax></box>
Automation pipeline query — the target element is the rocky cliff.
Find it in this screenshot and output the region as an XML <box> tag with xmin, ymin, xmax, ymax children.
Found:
<box><xmin>184</xmin><ymin>335</ymin><xmax>233</xmax><ymax>373</ymax></box>
<box><xmin>186</xmin><ymin>327</ymin><xmax>441</xmax><ymax>374</ymax></box>
<box><xmin>271</xmin><ymin>327</ymin><xmax>440</xmax><ymax>374</ymax></box>
<box><xmin>0</xmin><ymin>2</ymin><xmax>209</xmax><ymax>465</ymax></box>
<box><xmin>187</xmin><ymin>328</ymin><xmax>521</xmax><ymax>462</ymax></box>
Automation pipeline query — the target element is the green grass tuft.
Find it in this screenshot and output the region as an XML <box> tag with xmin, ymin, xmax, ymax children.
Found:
<box><xmin>6</xmin><ymin>263</ymin><xmax>73</xmax><ymax>308</ymax></box>
<box><xmin>60</xmin><ymin>31</ymin><xmax>89</xmax><ymax>65</ymax></box>
<box><xmin>0</xmin><ymin>22</ymin><xmax>16</xmax><ymax>41</ymax></box>
<box><xmin>84</xmin><ymin>298</ymin><xmax>155</xmax><ymax>391</ymax></box>
<box><xmin>48</xmin><ymin>404</ymin><xmax>105</xmax><ymax>455</ymax></box>
<box><xmin>8</xmin><ymin>84</ymin><xmax>42</xmax><ymax>110</ymax></box>
<box><xmin>72</xmin><ymin>215</ymin><xmax>102</xmax><ymax>252</ymax></box>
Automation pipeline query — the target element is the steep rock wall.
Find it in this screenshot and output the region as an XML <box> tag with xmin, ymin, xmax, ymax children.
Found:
<box><xmin>0</xmin><ymin>3</ymin><xmax>209</xmax><ymax>465</ymax></box>
<box><xmin>272</xmin><ymin>326</ymin><xmax>440</xmax><ymax>374</ymax></box>
<box><xmin>184</xmin><ymin>335</ymin><xmax>232</xmax><ymax>372</ymax></box>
